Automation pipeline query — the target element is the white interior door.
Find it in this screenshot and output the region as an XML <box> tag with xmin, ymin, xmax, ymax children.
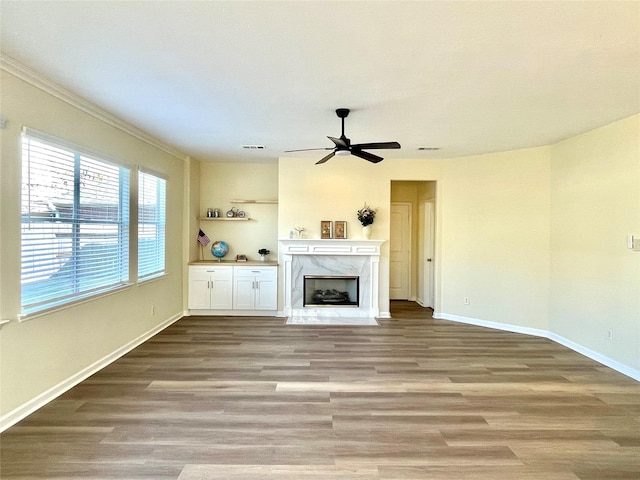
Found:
<box><xmin>423</xmin><ymin>201</ymin><xmax>435</xmax><ymax>308</ymax></box>
<box><xmin>390</xmin><ymin>203</ymin><xmax>411</xmax><ymax>300</ymax></box>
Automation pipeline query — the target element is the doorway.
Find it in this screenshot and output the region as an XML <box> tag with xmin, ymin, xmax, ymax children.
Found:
<box><xmin>390</xmin><ymin>181</ymin><xmax>436</xmax><ymax>307</ymax></box>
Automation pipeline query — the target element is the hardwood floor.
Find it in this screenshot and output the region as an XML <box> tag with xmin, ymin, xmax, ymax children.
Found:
<box><xmin>2</xmin><ymin>301</ymin><xmax>639</xmax><ymax>479</ymax></box>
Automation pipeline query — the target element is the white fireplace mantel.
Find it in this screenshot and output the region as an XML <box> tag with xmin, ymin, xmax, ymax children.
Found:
<box><xmin>279</xmin><ymin>238</ymin><xmax>384</xmax><ymax>256</ymax></box>
<box><xmin>280</xmin><ymin>238</ymin><xmax>385</xmax><ymax>320</ymax></box>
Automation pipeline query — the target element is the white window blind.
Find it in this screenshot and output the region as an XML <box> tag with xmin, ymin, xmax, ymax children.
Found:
<box><xmin>138</xmin><ymin>170</ymin><xmax>166</xmax><ymax>281</ymax></box>
<box><xmin>21</xmin><ymin>132</ymin><xmax>130</xmax><ymax>315</ymax></box>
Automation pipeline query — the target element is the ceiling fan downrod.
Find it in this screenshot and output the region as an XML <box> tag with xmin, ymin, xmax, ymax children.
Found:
<box><xmin>336</xmin><ymin>108</ymin><xmax>349</xmax><ymax>138</ymax></box>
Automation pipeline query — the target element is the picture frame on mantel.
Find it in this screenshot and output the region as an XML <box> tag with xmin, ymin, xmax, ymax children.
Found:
<box><xmin>334</xmin><ymin>221</ymin><xmax>347</xmax><ymax>239</ymax></box>
<box><xmin>321</xmin><ymin>220</ymin><xmax>333</xmax><ymax>239</ymax></box>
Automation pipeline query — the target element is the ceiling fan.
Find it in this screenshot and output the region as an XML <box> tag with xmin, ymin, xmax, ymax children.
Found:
<box><xmin>285</xmin><ymin>108</ymin><xmax>401</xmax><ymax>164</ymax></box>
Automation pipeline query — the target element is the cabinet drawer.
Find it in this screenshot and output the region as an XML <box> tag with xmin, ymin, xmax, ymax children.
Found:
<box><xmin>233</xmin><ymin>266</ymin><xmax>276</xmax><ymax>277</ymax></box>
<box><xmin>189</xmin><ymin>265</ymin><xmax>232</xmax><ymax>279</ymax></box>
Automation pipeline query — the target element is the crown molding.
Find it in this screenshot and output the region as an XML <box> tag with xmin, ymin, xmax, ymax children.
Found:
<box><xmin>0</xmin><ymin>53</ymin><xmax>188</xmax><ymax>161</ymax></box>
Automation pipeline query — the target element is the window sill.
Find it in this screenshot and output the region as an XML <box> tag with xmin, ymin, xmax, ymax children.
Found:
<box><xmin>137</xmin><ymin>271</ymin><xmax>168</xmax><ymax>286</ymax></box>
<box><xmin>18</xmin><ymin>283</ymin><xmax>134</xmax><ymax>323</ymax></box>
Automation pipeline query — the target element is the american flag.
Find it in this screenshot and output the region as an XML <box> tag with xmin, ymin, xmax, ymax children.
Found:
<box><xmin>197</xmin><ymin>229</ymin><xmax>211</xmax><ymax>246</ymax></box>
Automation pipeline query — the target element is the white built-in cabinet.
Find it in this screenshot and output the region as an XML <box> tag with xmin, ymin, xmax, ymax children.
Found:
<box><xmin>233</xmin><ymin>266</ymin><xmax>278</xmax><ymax>310</ymax></box>
<box><xmin>187</xmin><ymin>266</ymin><xmax>233</xmax><ymax>310</ymax></box>
<box><xmin>188</xmin><ymin>264</ymin><xmax>277</xmax><ymax>314</ymax></box>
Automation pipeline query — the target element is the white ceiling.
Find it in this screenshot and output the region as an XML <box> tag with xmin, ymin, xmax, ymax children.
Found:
<box><xmin>1</xmin><ymin>1</ymin><xmax>639</xmax><ymax>163</ymax></box>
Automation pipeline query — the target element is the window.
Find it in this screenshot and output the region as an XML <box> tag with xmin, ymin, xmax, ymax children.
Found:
<box><xmin>21</xmin><ymin>131</ymin><xmax>130</xmax><ymax>315</ymax></box>
<box><xmin>138</xmin><ymin>170</ymin><xmax>166</xmax><ymax>281</ymax></box>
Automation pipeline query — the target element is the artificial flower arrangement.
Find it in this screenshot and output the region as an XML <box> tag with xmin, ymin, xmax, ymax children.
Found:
<box><xmin>357</xmin><ymin>203</ymin><xmax>377</xmax><ymax>226</ymax></box>
<box><xmin>258</xmin><ymin>248</ymin><xmax>271</xmax><ymax>256</ymax></box>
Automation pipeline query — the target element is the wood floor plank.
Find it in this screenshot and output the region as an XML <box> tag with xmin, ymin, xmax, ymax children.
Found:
<box><xmin>377</xmin><ymin>465</ymin><xmax>582</xmax><ymax>480</ymax></box>
<box><xmin>1</xmin><ymin>301</ymin><xmax>639</xmax><ymax>479</ymax></box>
<box><xmin>178</xmin><ymin>464</ymin><xmax>380</xmax><ymax>480</ymax></box>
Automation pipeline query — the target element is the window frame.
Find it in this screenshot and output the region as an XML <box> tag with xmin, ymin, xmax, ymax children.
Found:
<box><xmin>20</xmin><ymin>128</ymin><xmax>133</xmax><ymax>317</ymax></box>
<box><xmin>137</xmin><ymin>167</ymin><xmax>167</xmax><ymax>283</ymax></box>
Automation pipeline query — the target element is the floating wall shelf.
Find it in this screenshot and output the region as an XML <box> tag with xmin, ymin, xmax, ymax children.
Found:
<box><xmin>199</xmin><ymin>217</ymin><xmax>251</xmax><ymax>221</ymax></box>
<box><xmin>230</xmin><ymin>199</ymin><xmax>278</xmax><ymax>204</ymax></box>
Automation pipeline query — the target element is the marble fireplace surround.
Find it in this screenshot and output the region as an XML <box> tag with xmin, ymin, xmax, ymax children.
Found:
<box><xmin>280</xmin><ymin>239</ymin><xmax>384</xmax><ymax>319</ymax></box>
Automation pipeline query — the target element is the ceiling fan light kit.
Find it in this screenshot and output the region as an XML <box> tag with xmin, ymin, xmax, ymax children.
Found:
<box><xmin>285</xmin><ymin>108</ymin><xmax>401</xmax><ymax>164</ymax></box>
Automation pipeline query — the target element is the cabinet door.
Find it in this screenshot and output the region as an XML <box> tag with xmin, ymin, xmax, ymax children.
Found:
<box><xmin>255</xmin><ymin>275</ymin><xmax>277</xmax><ymax>310</ymax></box>
<box><xmin>188</xmin><ymin>268</ymin><xmax>212</xmax><ymax>309</ymax></box>
<box><xmin>208</xmin><ymin>268</ymin><xmax>233</xmax><ymax>309</ymax></box>
<box><xmin>210</xmin><ymin>277</ymin><xmax>233</xmax><ymax>309</ymax></box>
<box><xmin>233</xmin><ymin>277</ymin><xmax>256</xmax><ymax>310</ymax></box>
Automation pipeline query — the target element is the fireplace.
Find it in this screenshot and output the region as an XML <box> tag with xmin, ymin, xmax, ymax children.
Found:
<box><xmin>304</xmin><ymin>275</ymin><xmax>359</xmax><ymax>307</ymax></box>
<box><xmin>280</xmin><ymin>239</ymin><xmax>384</xmax><ymax>319</ymax></box>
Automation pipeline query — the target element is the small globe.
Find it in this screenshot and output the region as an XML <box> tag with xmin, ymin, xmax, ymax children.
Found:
<box><xmin>211</xmin><ymin>241</ymin><xmax>229</xmax><ymax>259</ymax></box>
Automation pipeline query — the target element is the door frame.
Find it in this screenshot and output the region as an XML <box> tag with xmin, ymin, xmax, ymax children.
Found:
<box><xmin>421</xmin><ymin>200</ymin><xmax>435</xmax><ymax>308</ymax></box>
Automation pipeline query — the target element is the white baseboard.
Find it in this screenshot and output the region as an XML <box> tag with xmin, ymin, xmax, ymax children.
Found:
<box><xmin>435</xmin><ymin>312</ymin><xmax>640</xmax><ymax>382</ymax></box>
<box><xmin>545</xmin><ymin>331</ymin><xmax>640</xmax><ymax>382</ymax></box>
<box><xmin>378</xmin><ymin>311</ymin><xmax>392</xmax><ymax>319</ymax></box>
<box><xmin>0</xmin><ymin>312</ymin><xmax>183</xmax><ymax>432</ymax></box>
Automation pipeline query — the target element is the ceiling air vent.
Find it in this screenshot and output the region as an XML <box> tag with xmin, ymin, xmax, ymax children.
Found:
<box><xmin>242</xmin><ymin>145</ymin><xmax>265</xmax><ymax>150</ymax></box>
<box><xmin>418</xmin><ymin>147</ymin><xmax>441</xmax><ymax>151</ymax></box>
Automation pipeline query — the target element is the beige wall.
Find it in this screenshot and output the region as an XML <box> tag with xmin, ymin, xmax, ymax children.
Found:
<box><xmin>0</xmin><ymin>71</ymin><xmax>187</xmax><ymax>419</ymax></box>
<box><xmin>550</xmin><ymin>114</ymin><xmax>640</xmax><ymax>370</ymax></box>
<box><xmin>198</xmin><ymin>162</ymin><xmax>278</xmax><ymax>262</ymax></box>
<box><xmin>440</xmin><ymin>147</ymin><xmax>552</xmax><ymax>329</ymax></box>
<box><xmin>183</xmin><ymin>156</ymin><xmax>201</xmax><ymax>310</ymax></box>
<box><xmin>186</xmin><ymin>157</ymin><xmax>202</xmax><ymax>264</ymax></box>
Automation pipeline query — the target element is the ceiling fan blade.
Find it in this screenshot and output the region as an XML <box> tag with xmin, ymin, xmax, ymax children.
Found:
<box><xmin>351</xmin><ymin>149</ymin><xmax>384</xmax><ymax>164</ymax></box>
<box><xmin>328</xmin><ymin>136</ymin><xmax>349</xmax><ymax>148</ymax></box>
<box><xmin>315</xmin><ymin>151</ymin><xmax>335</xmax><ymax>165</ymax></box>
<box><xmin>284</xmin><ymin>147</ymin><xmax>333</xmax><ymax>153</ymax></box>
<box><xmin>351</xmin><ymin>141</ymin><xmax>401</xmax><ymax>150</ymax></box>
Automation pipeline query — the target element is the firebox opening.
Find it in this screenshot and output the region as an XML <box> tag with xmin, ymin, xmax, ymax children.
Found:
<box><xmin>304</xmin><ymin>275</ymin><xmax>359</xmax><ymax>307</ymax></box>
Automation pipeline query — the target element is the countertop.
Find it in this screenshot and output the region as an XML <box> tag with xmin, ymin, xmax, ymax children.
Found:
<box><xmin>189</xmin><ymin>260</ymin><xmax>278</xmax><ymax>266</ymax></box>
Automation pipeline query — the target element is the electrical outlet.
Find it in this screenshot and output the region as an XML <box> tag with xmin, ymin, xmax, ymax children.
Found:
<box><xmin>607</xmin><ymin>329</ymin><xmax>613</xmax><ymax>341</ymax></box>
<box><xmin>464</xmin><ymin>297</ymin><xmax>470</xmax><ymax>305</ymax></box>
